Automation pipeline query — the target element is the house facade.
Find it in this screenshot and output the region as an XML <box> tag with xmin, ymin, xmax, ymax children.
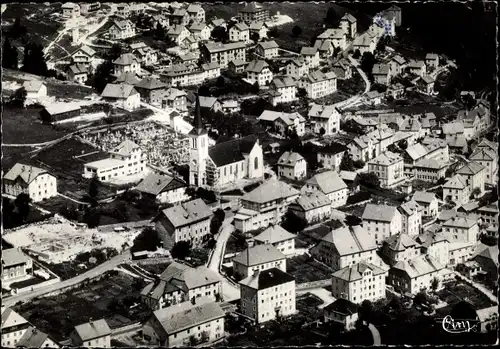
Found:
<box><xmin>288</xmin><ymin>190</ymin><xmax>331</xmax><ymax>225</ymax></box>
<box><xmin>277</xmin><ymin>151</ymin><xmax>307</xmax><ymax>180</ymax></box>
<box><xmin>362</xmin><ymin>204</ymin><xmax>403</xmax><ymax>245</ymax></box>
<box><xmin>302</xmin><ymin>171</ymin><xmax>348</xmax><ymax>208</ymax></box>
<box><xmin>3</xmin><ymin>163</ymin><xmax>57</xmax><ymax>202</ymax></box>
<box><xmin>232</xmin><ymin>244</ymin><xmax>287</xmax><ymax>279</ymax></box>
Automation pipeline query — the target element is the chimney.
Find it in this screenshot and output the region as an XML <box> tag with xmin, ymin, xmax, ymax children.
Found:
<box><xmin>191</xmin><ymin>296</ymin><xmax>196</xmax><ymax>305</ymax></box>
<box><xmin>89</xmin><ymin>317</ymin><xmax>93</xmax><ymax>325</ymax></box>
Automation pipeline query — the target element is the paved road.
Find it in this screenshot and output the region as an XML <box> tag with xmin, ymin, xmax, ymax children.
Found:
<box><xmin>368</xmin><ymin>323</ymin><xmax>382</xmax><ymax>345</ymax></box>
<box><xmin>2</xmin><ymin>250</ymin><xmax>131</xmax><ymax>308</ymax></box>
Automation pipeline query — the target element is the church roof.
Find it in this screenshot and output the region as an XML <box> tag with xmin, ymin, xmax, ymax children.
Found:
<box><xmin>208</xmin><ymin>135</ymin><xmax>258</xmax><ymax>167</ymax></box>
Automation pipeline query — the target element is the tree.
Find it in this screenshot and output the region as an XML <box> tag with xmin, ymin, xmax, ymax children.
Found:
<box><xmin>280</xmin><ymin>211</ymin><xmax>307</xmax><ymax>233</ymax></box>
<box><xmin>216</xmin><ymin>75</ymin><xmax>225</xmax><ymax>88</ymax></box>
<box><xmin>353</xmin><ymin>159</ymin><xmax>365</xmax><ymax>169</ymax></box>
<box><xmin>414</xmin><ymin>290</ymin><xmax>429</xmax><ymax>305</ymax></box>
<box><xmin>430</xmin><ymin>277</ymin><xmax>440</xmax><ymax>292</ymax></box>
<box><xmin>357</xmin><ymin>172</ymin><xmax>380</xmax><ymax>188</ymax></box>
<box><xmin>154</xmin><ymin>23</ymin><xmax>165</xmax><ymax>39</ymax></box>
<box><xmin>324</xmin><ymin>8</ymin><xmax>337</xmax><ymax>26</ymax></box>
<box><xmin>9</xmin><ymin>87</ymin><xmax>27</xmax><ymax>107</ymax></box>
<box><xmin>398</xmin><ymin>139</ymin><xmax>408</xmax><ymax>150</ymax></box>
<box><xmin>83</xmin><ymin>207</ymin><xmax>101</xmax><ymax>228</ymax></box>
<box><xmin>171</xmin><ymin>241</ymin><xmax>192</xmax><ymax>260</ymax></box>
<box><xmin>352</xmin><ymin>49</ymin><xmax>361</xmax><ymax>59</ymax></box>
<box><xmin>3</xmin><ymin>198</ymin><xmax>16</xmax><ymax>229</ymax></box>
<box><xmin>2</xmin><ymin>38</ymin><xmax>18</xmax><ymax>69</ymax></box>
<box><xmin>211</xmin><ymin>26</ymin><xmax>227</xmax><ymax>42</ymax></box>
<box><xmin>22</xmin><ymin>43</ymin><xmax>48</xmax><ymax>76</ymax></box>
<box><xmin>340</xmin><ymin>151</ymin><xmax>355</xmax><ymax>171</ymax></box>
<box><xmin>470</xmin><ymin>187</ymin><xmax>481</xmax><ymax>199</ymax></box>
<box><xmin>268</xmin><ymin>27</ymin><xmax>279</xmax><ymax>38</ymax></box>
<box><xmin>131</xmin><ymin>227</ymin><xmax>162</xmax><ymax>253</ymax></box>
<box><xmin>358</xmin><ymin>299</ymin><xmax>373</xmax><ymax>323</ymax></box>
<box><xmin>319</xmin><ymin>127</ymin><xmax>326</xmax><ymax>136</ymax></box>
<box><xmin>10</xmin><ymin>17</ymin><xmax>27</xmax><ymax>38</ymax></box>
<box><xmin>88</xmin><ymin>175</ymin><xmax>100</xmax><ymax>201</ymax></box>
<box><xmin>292</xmin><ymin>25</ymin><xmax>302</xmax><ymax>38</ymax></box>
<box><xmin>14</xmin><ymin>193</ymin><xmax>31</xmax><ymax>222</ymax></box>
<box><xmin>345</xmin><ymin>215</ymin><xmax>362</xmax><ymax>226</ymax></box>
<box><xmin>108</xmin><ymin>43</ymin><xmax>123</xmax><ymax>61</ymax></box>
<box><xmin>360</xmin><ymin>52</ymin><xmax>376</xmax><ymax>74</ymax></box>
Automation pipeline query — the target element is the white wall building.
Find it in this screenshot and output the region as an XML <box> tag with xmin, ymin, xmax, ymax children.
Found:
<box><xmin>3</xmin><ymin>163</ymin><xmax>57</xmax><ymax>202</ymax></box>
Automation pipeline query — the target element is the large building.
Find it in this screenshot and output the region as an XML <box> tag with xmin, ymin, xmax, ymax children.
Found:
<box><xmin>253</xmin><ymin>225</ymin><xmax>296</xmax><ymax>255</ymax></box>
<box><xmin>83</xmin><ymin>140</ymin><xmax>146</xmax><ymax>182</ymax></box>
<box><xmin>70</xmin><ymin>319</ymin><xmax>111</xmax><ymax>348</ymax></box>
<box><xmin>232</xmin><ymin>244</ymin><xmax>287</xmax><ymax>279</ymax></box>
<box><xmin>331</xmin><ymin>262</ymin><xmax>387</xmax><ymax>304</ymax></box>
<box><xmin>299</xmin><ymin>70</ymin><xmax>337</xmax><ymax>99</ymax></box>
<box><xmin>201</xmin><ymin>42</ymin><xmax>246</xmax><ymax>68</ymax></box>
<box><xmin>238</xmin><ymin>2</ymin><xmax>270</xmax><ymax>22</ymax></box>
<box><xmin>188</xmin><ymin>96</ymin><xmax>264</xmax><ymax>188</ymax></box>
<box><xmin>288</xmin><ymin>190</ymin><xmax>331</xmax><ymax>224</ymax></box>
<box><xmin>301</xmin><ymin>171</ymin><xmax>348</xmax><ymax>208</ymax></box>
<box><xmin>1</xmin><ymin>248</ymin><xmax>33</xmax><ymax>285</ymax></box>
<box><xmin>367</xmin><ymin>151</ymin><xmax>405</xmax><ymax>188</ymax></box>
<box><xmin>234</xmin><ymin>180</ymin><xmax>300</xmax><ymax>233</ymax></box>
<box><xmin>443</xmin><ymin>174</ymin><xmax>470</xmax><ymax>206</ymax></box>
<box><xmin>277</xmin><ymin>151</ymin><xmax>307</xmax><ymax>180</ymax></box>
<box><xmin>308</xmin><ymin>104</ymin><xmax>341</xmax><ymax>136</ymax></box>
<box><xmin>3</xmin><ymin>163</ymin><xmax>57</xmax><ymax>202</ymax></box>
<box><xmin>1</xmin><ymin>308</ymin><xmax>30</xmax><ymax>347</ymax></box>
<box><xmin>311</xmin><ymin>225</ymin><xmax>378</xmax><ymax>270</ymax></box>
<box><xmin>398</xmin><ymin>200</ymin><xmax>422</xmax><ymax>236</ymax></box>
<box><xmin>141</xmin><ymin>262</ymin><xmax>222</xmax><ymax>310</ymax></box>
<box><xmin>154</xmin><ymin>199</ymin><xmax>213</xmax><ymax>249</ymax></box>
<box><xmin>362</xmin><ymin>204</ymin><xmax>402</xmax><ymax>245</ymax></box>
<box><xmin>143</xmin><ymin>298</ymin><xmax>225</xmax><ymax>347</ymax></box>
<box><xmin>239</xmin><ymin>268</ymin><xmax>296</xmax><ymax>324</ymax></box>
<box><xmin>135</xmin><ymin>173</ymin><xmax>189</xmax><ymax>205</ymax></box>
<box><xmin>380</xmin><ymin>233</ymin><xmax>422</xmax><ymax>266</ymax></box>
<box><xmin>387</xmin><ymin>255</ymin><xmax>444</xmax><ymax>294</ymax></box>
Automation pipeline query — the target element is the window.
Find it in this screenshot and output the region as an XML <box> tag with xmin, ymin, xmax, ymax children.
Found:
<box><xmin>254</xmin><ymin>157</ymin><xmax>259</xmax><ymax>170</ymax></box>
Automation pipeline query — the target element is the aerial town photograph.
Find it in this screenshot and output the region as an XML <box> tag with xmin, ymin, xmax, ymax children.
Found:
<box><xmin>0</xmin><ymin>1</ymin><xmax>498</xmax><ymax>347</ymax></box>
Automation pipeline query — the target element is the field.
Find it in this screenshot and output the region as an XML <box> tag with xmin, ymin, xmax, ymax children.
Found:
<box><xmin>2</xmin><ymin>107</ymin><xmax>68</xmax><ymax>144</ymax></box>
<box><xmin>2</xmin><ymin>146</ymin><xmax>35</xmax><ymax>171</ymax></box>
<box><xmin>287</xmin><ymin>254</ymin><xmax>333</xmax><ymax>283</ymax></box>
<box><xmin>297</xmin><ymin>224</ymin><xmax>332</xmax><ymax>248</ymax></box>
<box><xmin>13</xmin><ymin>271</ymin><xmax>150</xmax><ymax>341</ymax></box>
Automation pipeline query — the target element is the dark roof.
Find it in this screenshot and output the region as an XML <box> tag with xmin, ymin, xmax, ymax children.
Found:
<box><xmin>318</xmin><ymin>142</ymin><xmax>347</xmax><ymax>155</ymax></box>
<box><xmin>240</xmin><ymin>267</ymin><xmax>295</xmax><ymax>290</ymax></box>
<box><xmin>323</xmin><ymin>298</ymin><xmax>359</xmax><ymax>315</ymax></box>
<box><xmin>208</xmin><ymin>135</ymin><xmax>258</xmax><ymax>167</ymax></box>
<box><xmin>16</xmin><ymin>327</ymin><xmax>51</xmax><ymax>348</ymax></box>
<box><xmin>189</xmin><ymin>93</ymin><xmax>207</xmax><ymax>136</ymax></box>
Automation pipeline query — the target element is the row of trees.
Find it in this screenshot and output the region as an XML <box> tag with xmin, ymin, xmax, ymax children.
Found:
<box><xmin>3</xmin><ymin>194</ymin><xmax>32</xmax><ymax>229</ymax></box>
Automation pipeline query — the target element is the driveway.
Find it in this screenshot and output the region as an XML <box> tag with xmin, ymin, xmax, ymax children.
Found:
<box><xmin>368</xmin><ymin>323</ymin><xmax>382</xmax><ymax>345</ymax></box>
<box><xmin>2</xmin><ymin>250</ymin><xmax>131</xmax><ymax>308</ymax></box>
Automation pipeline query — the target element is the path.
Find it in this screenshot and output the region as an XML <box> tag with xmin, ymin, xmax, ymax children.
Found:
<box><xmin>368</xmin><ymin>323</ymin><xmax>381</xmax><ymax>345</ymax></box>
<box><xmin>335</xmin><ymin>55</ymin><xmax>371</xmax><ymax>110</ymax></box>
<box><xmin>206</xmin><ymin>217</ymin><xmax>240</xmax><ymax>302</ymax></box>
<box><xmin>2</xmin><ymin>250</ymin><xmax>131</xmax><ymax>308</ymax></box>
<box><xmin>454</xmin><ymin>272</ymin><xmax>498</xmax><ymax>304</ymax></box>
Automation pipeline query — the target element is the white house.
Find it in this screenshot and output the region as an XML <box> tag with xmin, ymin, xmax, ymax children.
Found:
<box><xmin>269</xmin><ymin>76</ymin><xmax>297</xmax><ymax>106</ymax></box>
<box><xmin>398</xmin><ymin>200</ymin><xmax>423</xmax><ymax>236</ymax></box>
<box><xmin>239</xmin><ymin>268</ymin><xmax>296</xmax><ymax>324</ymax></box>
<box><xmin>302</xmin><ymin>171</ymin><xmax>347</xmax><ymax>208</ymax></box>
<box><xmin>380</xmin><ymin>233</ymin><xmax>422</xmax><ymax>266</ymax></box>
<box><xmin>277</xmin><ymin>151</ymin><xmax>307</xmax><ymax>180</ymax></box>
<box><xmin>113</xmin><ymin>53</ymin><xmax>141</xmax><ymax>76</ymax></box>
<box><xmin>22</xmin><ymin>80</ymin><xmax>47</xmax><ymax>105</ymax></box>
<box><xmin>308</xmin><ymin>104</ymin><xmax>341</xmax><ymax>136</ymax></box>
<box><xmin>3</xmin><ymin>163</ymin><xmax>57</xmax><ymax>202</ymax></box>
<box><xmin>258</xmin><ymin>110</ymin><xmax>306</xmax><ymax>136</ymax></box>
<box><xmin>317</xmin><ymin>143</ymin><xmax>347</xmax><ymax>171</ymax></box>
<box><xmin>412</xmin><ymin>191</ymin><xmax>440</xmax><ymax>218</ymax></box>
<box><xmin>456</xmin><ymin>161</ymin><xmax>486</xmax><ymax>195</ymax></box>
<box><xmin>232</xmin><ymin>244</ymin><xmax>287</xmax><ymax>279</ymax></box>
<box><xmin>70</xmin><ymin>319</ymin><xmax>111</xmax><ymax>348</ymax></box>
<box><xmin>254</xmin><ymin>225</ymin><xmax>296</xmax><ymax>256</ymax></box>
<box><xmin>188</xmin><ymin>21</ymin><xmax>211</xmax><ymax>41</ymax></box>
<box><xmin>100</xmin><ymin>83</ymin><xmax>141</xmax><ymax>111</ymax></box>
<box><xmin>245</xmin><ymin>60</ymin><xmax>273</xmax><ymax>86</ymax></box>
<box><xmin>83</xmin><ymin>140</ymin><xmax>146</xmax><ymax>181</ymax></box>
<box><xmin>339</xmin><ymin>13</ymin><xmax>357</xmax><ymax>38</ymax></box>
<box><xmin>367</xmin><ymin>151</ymin><xmax>405</xmax><ymax>188</ymax></box>
<box><xmin>154</xmin><ymin>199</ymin><xmax>213</xmax><ymax>249</ymax></box>
<box><xmin>61</xmin><ymin>2</ymin><xmax>80</xmax><ymax>18</ymax></box>
<box><xmin>255</xmin><ymin>40</ymin><xmax>279</xmax><ymax>59</ymax></box>
<box><xmin>109</xmin><ymin>20</ymin><xmax>136</xmax><ymax>40</ymax></box>
<box><xmin>186</xmin><ymin>3</ymin><xmax>206</xmax><ymax>23</ymax></box>
<box><xmin>443</xmin><ymin>174</ymin><xmax>470</xmax><ymax>206</ymax></box>
<box><xmin>362</xmin><ymin>203</ymin><xmax>403</xmax><ymax>245</ymax></box>
<box><xmin>288</xmin><ymin>190</ymin><xmax>331</xmax><ymax>225</ymax></box>
<box><xmin>299</xmin><ymin>70</ymin><xmax>337</xmax><ymax>99</ymax></box>
<box><xmin>352</xmin><ymin>33</ymin><xmax>376</xmax><ymax>54</ymax></box>
<box><xmin>300</xmin><ymin>47</ymin><xmax>320</xmax><ymax>69</ymax></box>
<box><xmin>135</xmin><ymin>173</ymin><xmax>189</xmax><ymax>205</ymax></box>
<box><xmin>167</xmin><ymin>25</ymin><xmax>191</xmax><ymax>46</ymax></box>
<box><xmin>331</xmin><ymin>262</ymin><xmax>387</xmax><ymax>304</ymax></box>
<box><xmin>323</xmin><ymin>299</ymin><xmax>359</xmax><ymax>331</ymax></box>
<box><xmin>311</xmin><ymin>225</ymin><xmax>378</xmax><ymax>270</ymax></box>
<box><xmin>70</xmin><ymin>45</ymin><xmax>96</xmax><ymax>67</ymax></box>
<box><xmin>234</xmin><ymin>180</ymin><xmax>300</xmax><ymax>233</ymax></box>
<box><xmin>1</xmin><ymin>308</ymin><xmax>30</xmax><ymax>347</ymax></box>
<box><xmin>285</xmin><ymin>57</ymin><xmax>309</xmax><ymax>80</ymax></box>
<box><xmin>387</xmin><ymin>255</ymin><xmax>444</xmax><ymax>294</ymax></box>
<box><xmin>229</xmin><ymin>22</ymin><xmax>250</xmax><ymax>43</ymax></box>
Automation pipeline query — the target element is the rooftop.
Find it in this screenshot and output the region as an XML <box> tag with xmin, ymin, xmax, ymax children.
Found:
<box><xmin>73</xmin><ymin>319</ymin><xmax>111</xmax><ymax>341</ymax></box>
<box><xmin>159</xmin><ymin>199</ymin><xmax>213</xmax><ymax>228</ymax></box>
<box><xmin>239</xmin><ymin>267</ymin><xmax>295</xmax><ymax>290</ymax></box>
<box><xmin>233</xmin><ymin>244</ymin><xmax>286</xmax><ymax>267</ymax></box>
<box><xmin>254</xmin><ymin>225</ymin><xmax>296</xmax><ymax>245</ymax></box>
<box><xmin>320</xmin><ymin>225</ymin><xmax>377</xmax><ymax>256</ymax></box>
<box><xmin>304</xmin><ymin>171</ymin><xmax>347</xmax><ymax>194</ymax></box>
<box><xmin>4</xmin><ymin>163</ymin><xmax>50</xmax><ymax>185</ymax></box>
<box><xmin>332</xmin><ymin>261</ymin><xmax>386</xmax><ymax>282</ymax></box>
<box><xmin>362</xmin><ymin>203</ymin><xmax>399</xmax><ymax>222</ymax></box>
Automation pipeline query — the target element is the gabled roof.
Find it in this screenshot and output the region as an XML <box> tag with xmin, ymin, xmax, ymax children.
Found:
<box><xmin>340</xmin><ymin>13</ymin><xmax>357</xmax><ymax>24</ymax></box>
<box><xmin>233</xmin><ymin>244</ymin><xmax>286</xmax><ymax>267</ymax></box>
<box><xmin>302</xmin><ymin>70</ymin><xmax>337</xmax><ymax>83</ymax></box>
<box><xmin>308</xmin><ymin>104</ymin><xmax>339</xmax><ymax>119</ymax></box>
<box><xmin>43</xmin><ymin>103</ymin><xmax>80</xmax><ymax>115</ymax></box>
<box><xmin>258</xmin><ymin>110</ymin><xmax>306</xmax><ymax>125</ymax></box>
<box><xmin>323</xmin><ymin>298</ymin><xmax>359</xmax><ymax>316</ymax></box>
<box><xmin>203</xmin><ymin>41</ymin><xmax>247</xmax><ymax>53</ymax></box>
<box><xmin>159</xmin><ymin>199</ymin><xmax>212</xmax><ymax>228</ymax></box>
<box><xmin>443</xmin><ymin>216</ymin><xmax>477</xmax><ymax>229</ymax></box>
<box><xmin>232</xmin><ymin>22</ymin><xmax>249</xmax><ymax>31</ymax></box>
<box><xmin>16</xmin><ymin>327</ymin><xmax>52</xmax><ymax>348</ymax></box>
<box><xmin>476</xmin><ymin>139</ymin><xmax>497</xmax><ymax>153</ymax></box>
<box><xmin>189</xmin><ymin>21</ymin><xmax>207</xmax><ymax>32</ymax></box>
<box><xmin>2</xmin><ymin>248</ymin><xmax>31</xmax><ymax>267</ymax></box>
<box><xmin>1</xmin><ymin>308</ymin><xmax>28</xmax><ymax>330</ymax></box>
<box><xmin>22</xmin><ymin>80</ymin><xmax>45</xmax><ymax>92</ymax></box>
<box><xmin>159</xmin><ymin>261</ymin><xmax>221</xmax><ymax>289</ymax></box>
<box><xmin>239</xmin><ymin>268</ymin><xmax>295</xmax><ymax>290</ymax></box>
<box><xmin>400</xmin><ymin>118</ymin><xmax>421</xmax><ymax>132</ymax></box>
<box><xmin>300</xmin><ymin>46</ymin><xmax>318</xmax><ymax>56</ymax></box>
<box><xmin>473</xmin><ymin>244</ymin><xmax>499</xmax><ymax>265</ymax></box>
<box><xmin>186</xmin><ymin>4</ymin><xmax>203</xmax><ymax>13</ymax></box>
<box><xmin>111</xmin><ymin>19</ymin><xmax>134</xmax><ymax>31</ymax></box>
<box><xmin>110</xmin><ymin>140</ymin><xmax>140</xmax><ymax>156</ymax></box>
<box><xmin>153</xmin><ymin>300</ymin><xmax>225</xmax><ymax>336</ymax></box>
<box><xmin>271</xmin><ymin>76</ymin><xmax>296</xmax><ymax>89</ymax></box>
<box><xmin>73</xmin><ymin>319</ymin><xmax>111</xmax><ymax>341</ymax></box>
<box><xmin>332</xmin><ymin>261</ymin><xmax>386</xmax><ymax>281</ymax></box>
<box><xmin>208</xmin><ymin>135</ymin><xmax>258</xmax><ymax>167</ymax></box>
<box><xmin>425</xmin><ymin>53</ymin><xmax>439</xmax><ymax>60</ymax></box>
<box><xmin>136</xmin><ymin>77</ymin><xmax>167</xmax><ymax>90</ymax></box>
<box><xmin>318</xmin><ymin>142</ymin><xmax>346</xmax><ymax>155</ymax></box>
<box><xmin>167</xmin><ymin>24</ymin><xmax>188</xmax><ymax>36</ymax></box>
<box><xmin>443</xmin><ymin>174</ymin><xmax>468</xmax><ymax>189</ymax></box>
<box><xmin>362</xmin><ymin>203</ymin><xmax>399</xmax><ymax>222</ymax></box>
<box><xmin>412</xmin><ymin>191</ymin><xmax>437</xmax><ymax>204</ymax></box>
<box><xmin>242</xmin><ymin>179</ymin><xmax>300</xmax><ymax>204</ymax></box>
<box><xmin>384</xmin><ymin>233</ymin><xmax>420</xmax><ymax>252</ymax></box>
<box><xmin>392</xmin><ymin>255</ymin><xmax>444</xmax><ymax>279</ymax></box>
<box><xmin>353</xmin><ymin>33</ymin><xmax>373</xmax><ymax>47</ymax></box>
<box><xmin>254</xmin><ymin>225</ymin><xmax>296</xmax><ymax>245</ymax></box>
<box><xmin>135</xmin><ymin>173</ymin><xmax>186</xmax><ymax>196</ymax></box>
<box><xmin>249</xmin><ymin>21</ymin><xmax>269</xmax><ymax>30</ymax></box>
<box><xmin>101</xmin><ymin>83</ymin><xmax>138</xmax><ymax>99</ymax></box>
<box><xmin>113</xmin><ymin>53</ymin><xmax>139</xmax><ymax>66</ymax></box>
<box><xmin>320</xmin><ymin>226</ymin><xmax>377</xmax><ymax>256</ymax></box>
<box><xmin>456</xmin><ymin>161</ymin><xmax>485</xmax><ymax>176</ymax></box>
<box><xmin>115</xmin><ymin>72</ymin><xmax>141</xmax><ymax>85</ymax></box>
<box><xmin>245</xmin><ymin>60</ymin><xmax>269</xmax><ymax>73</ymax></box>
<box><xmin>73</xmin><ymin>45</ymin><xmax>96</xmax><ymax>57</ymax></box>
<box><xmin>398</xmin><ymin>200</ymin><xmax>422</xmax><ymax>216</ymax></box>
<box><xmin>257</xmin><ymin>40</ymin><xmax>279</xmax><ymax>51</ymax></box>
<box><xmin>304</xmin><ymin>171</ymin><xmax>347</xmax><ymax>194</ymax></box>
<box><xmin>414</xmin><ymin>158</ymin><xmax>446</xmax><ymax>170</ymax></box>
<box><xmin>277</xmin><ymin>151</ymin><xmax>304</xmax><ymax>167</ymax></box>
<box><xmin>4</xmin><ymin>164</ymin><xmax>50</xmax><ymax>185</ymax></box>
<box><xmin>201</xmin><ymin>62</ymin><xmax>220</xmax><ymax>71</ymax></box>
<box><xmin>372</xmin><ymin>63</ymin><xmax>390</xmax><ymax>75</ymax></box>
<box><xmin>293</xmin><ymin>190</ymin><xmax>331</xmax><ymax>211</ymax></box>
<box><xmin>68</xmin><ymin>63</ymin><xmax>88</xmax><ymax>75</ymax></box>
<box><xmin>368</xmin><ymin>151</ymin><xmax>402</xmax><ymax>166</ymax></box>
<box><xmin>391</xmin><ymin>55</ymin><xmax>406</xmax><ymax>65</ymax></box>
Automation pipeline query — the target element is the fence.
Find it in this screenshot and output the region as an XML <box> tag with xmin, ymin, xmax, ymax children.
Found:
<box><xmin>136</xmin><ymin>257</ymin><xmax>172</xmax><ymax>266</ymax></box>
<box><xmin>296</xmin><ymin>279</ymin><xmax>331</xmax><ymax>291</ymax></box>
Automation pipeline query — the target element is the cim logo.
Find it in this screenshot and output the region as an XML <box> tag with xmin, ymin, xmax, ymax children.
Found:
<box><xmin>439</xmin><ymin>315</ymin><xmax>480</xmax><ymax>334</ymax></box>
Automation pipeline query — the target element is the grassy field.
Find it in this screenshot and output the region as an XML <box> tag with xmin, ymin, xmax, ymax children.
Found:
<box><xmin>287</xmin><ymin>254</ymin><xmax>333</xmax><ymax>283</ymax></box>
<box><xmin>2</xmin><ymin>146</ymin><xmax>35</xmax><ymax>171</ymax></box>
<box><xmin>13</xmin><ymin>271</ymin><xmax>150</xmax><ymax>341</ymax></box>
<box><xmin>2</xmin><ymin>107</ymin><xmax>68</xmax><ymax>144</ymax></box>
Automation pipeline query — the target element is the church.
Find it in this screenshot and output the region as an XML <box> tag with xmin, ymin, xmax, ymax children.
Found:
<box><xmin>188</xmin><ymin>95</ymin><xmax>264</xmax><ymax>188</ymax></box>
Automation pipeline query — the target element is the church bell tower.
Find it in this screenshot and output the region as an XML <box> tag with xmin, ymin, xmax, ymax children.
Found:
<box><xmin>188</xmin><ymin>93</ymin><xmax>209</xmax><ymax>187</ymax></box>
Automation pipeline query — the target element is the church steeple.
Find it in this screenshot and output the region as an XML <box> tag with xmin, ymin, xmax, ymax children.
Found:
<box><xmin>189</xmin><ymin>93</ymin><xmax>207</xmax><ymax>135</ymax></box>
